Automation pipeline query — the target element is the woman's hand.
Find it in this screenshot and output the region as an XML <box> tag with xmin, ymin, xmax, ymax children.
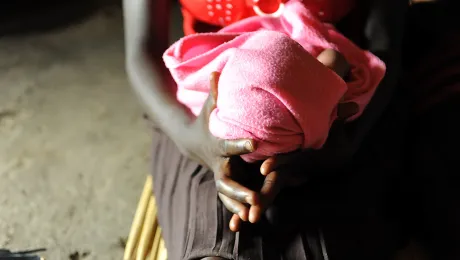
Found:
<box><xmin>175</xmin><ymin>72</ymin><xmax>260</xmax><ymax>223</ymax></box>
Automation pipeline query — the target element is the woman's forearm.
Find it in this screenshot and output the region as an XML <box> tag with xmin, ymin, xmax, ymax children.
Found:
<box><xmin>126</xmin><ymin>54</ymin><xmax>190</xmax><ymax>137</ymax></box>
<box><xmin>123</xmin><ymin>0</ymin><xmax>189</xmax><ymax>138</ymax></box>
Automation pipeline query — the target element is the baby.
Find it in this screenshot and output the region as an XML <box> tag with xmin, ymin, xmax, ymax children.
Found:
<box><xmin>163</xmin><ymin>0</ymin><xmax>385</xmax><ymax>162</ymax></box>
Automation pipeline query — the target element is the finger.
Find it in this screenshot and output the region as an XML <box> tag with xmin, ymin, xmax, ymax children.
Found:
<box><xmin>317</xmin><ymin>49</ymin><xmax>350</xmax><ymax>78</ymax></box>
<box><xmin>218</xmin><ymin>193</ymin><xmax>249</xmax><ymax>222</ymax></box>
<box><xmin>216</xmin><ymin>176</ymin><xmax>259</xmax><ymax>205</ymax></box>
<box><xmin>217</xmin><ymin>138</ymin><xmax>256</xmax><ymax>156</ymax></box>
<box><xmin>260</xmin><ymin>151</ymin><xmax>301</xmax><ymax>175</ymax></box>
<box><xmin>249</xmin><ymin>171</ymin><xmax>283</xmax><ymax>223</ymax></box>
<box><xmin>198</xmin><ymin>72</ymin><xmax>220</xmax><ymax>124</ymax></box>
<box><xmin>210</xmin><ymin>71</ymin><xmax>219</xmax><ymax>102</ymax></box>
<box><xmin>248</xmin><ymin>205</ymin><xmax>263</xmax><ymax>224</ymax></box>
<box><xmin>230</xmin><ymin>214</ymin><xmax>242</xmax><ymax>232</ymax></box>
<box><xmin>260</xmin><ymin>156</ymin><xmax>281</xmax><ymax>176</ymax></box>
<box><xmin>337</xmin><ymin>101</ymin><xmax>359</xmax><ymax>120</ymax></box>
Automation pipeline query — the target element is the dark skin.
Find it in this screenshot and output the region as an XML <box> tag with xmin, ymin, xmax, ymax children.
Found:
<box><xmin>123</xmin><ymin>0</ymin><xmax>359</xmax><ymax>231</ymax></box>
<box><xmin>123</xmin><ymin>0</ymin><xmax>260</xmax><ymax>220</ymax></box>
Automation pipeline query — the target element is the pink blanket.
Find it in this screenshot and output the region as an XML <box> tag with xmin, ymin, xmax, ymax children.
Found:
<box><xmin>163</xmin><ymin>0</ymin><xmax>386</xmax><ymax>162</ymax></box>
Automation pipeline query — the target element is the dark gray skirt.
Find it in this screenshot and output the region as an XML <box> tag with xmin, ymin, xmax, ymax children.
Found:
<box><xmin>150</xmin><ymin>109</ymin><xmax>407</xmax><ymax>260</ymax></box>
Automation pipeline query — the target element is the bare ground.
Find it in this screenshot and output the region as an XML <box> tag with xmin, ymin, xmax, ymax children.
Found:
<box><xmin>0</xmin><ymin>5</ymin><xmax>151</xmax><ymax>259</ymax></box>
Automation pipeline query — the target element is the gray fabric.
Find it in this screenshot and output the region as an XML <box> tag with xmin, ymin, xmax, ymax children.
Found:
<box><xmin>151</xmin><ymin>121</ymin><xmax>406</xmax><ymax>260</ymax></box>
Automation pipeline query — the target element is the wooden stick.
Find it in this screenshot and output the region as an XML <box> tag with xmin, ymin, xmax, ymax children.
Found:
<box><xmin>148</xmin><ymin>226</ymin><xmax>163</xmax><ymax>260</ymax></box>
<box><xmin>157</xmin><ymin>237</ymin><xmax>167</xmax><ymax>260</ymax></box>
<box><xmin>124</xmin><ymin>175</ymin><xmax>153</xmax><ymax>260</ymax></box>
<box><xmin>136</xmin><ymin>196</ymin><xmax>157</xmax><ymax>260</ymax></box>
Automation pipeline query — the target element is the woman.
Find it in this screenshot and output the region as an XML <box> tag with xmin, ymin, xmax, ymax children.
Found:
<box><xmin>123</xmin><ymin>0</ymin><xmax>407</xmax><ymax>259</ymax></box>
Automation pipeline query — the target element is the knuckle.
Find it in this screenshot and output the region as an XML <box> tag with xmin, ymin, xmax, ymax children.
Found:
<box><xmin>263</xmin><ymin>178</ymin><xmax>277</xmax><ymax>187</ymax></box>
<box><xmin>264</xmin><ymin>174</ymin><xmax>280</xmax><ymax>187</ymax></box>
<box><xmin>219</xmin><ymin>195</ymin><xmax>239</xmax><ymax>214</ymax></box>
<box><xmin>245</xmin><ymin>189</ymin><xmax>255</xmax><ymax>197</ymax></box>
<box><xmin>228</xmin><ymin>206</ymin><xmax>239</xmax><ymax>214</ymax></box>
<box><xmin>215</xmin><ymin>177</ymin><xmax>226</xmax><ymax>191</ymax></box>
<box><xmin>245</xmin><ymin>191</ymin><xmax>256</xmax><ymax>201</ymax></box>
<box><xmin>213</xmin><ymin>162</ymin><xmax>224</xmax><ymax>175</ymax></box>
<box><xmin>215</xmin><ymin>179</ymin><xmax>223</xmax><ymax>190</ymax></box>
<box><xmin>178</xmin><ymin>146</ymin><xmax>191</xmax><ymax>158</ymax></box>
<box><xmin>218</xmin><ymin>140</ymin><xmax>228</xmax><ymax>155</ymax></box>
<box><xmin>226</xmin><ymin>202</ymin><xmax>237</xmax><ymax>213</ymax></box>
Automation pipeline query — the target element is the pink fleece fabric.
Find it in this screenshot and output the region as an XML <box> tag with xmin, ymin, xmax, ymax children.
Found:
<box><xmin>163</xmin><ymin>0</ymin><xmax>386</xmax><ymax>162</ymax></box>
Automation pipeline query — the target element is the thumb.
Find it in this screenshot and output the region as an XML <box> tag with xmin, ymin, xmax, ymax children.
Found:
<box><xmin>260</xmin><ymin>156</ymin><xmax>285</xmax><ymax>176</ymax></box>
<box><xmin>198</xmin><ymin>71</ymin><xmax>220</xmax><ymax>124</ymax></box>
<box><xmin>260</xmin><ymin>150</ymin><xmax>302</xmax><ymax>175</ymax></box>
<box><xmin>317</xmin><ymin>49</ymin><xmax>350</xmax><ymax>78</ymax></box>
<box><xmin>209</xmin><ymin>71</ymin><xmax>219</xmax><ymax>104</ymax></box>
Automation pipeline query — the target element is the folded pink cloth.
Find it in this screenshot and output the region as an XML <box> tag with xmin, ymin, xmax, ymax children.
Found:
<box><xmin>163</xmin><ymin>0</ymin><xmax>386</xmax><ymax>162</ymax></box>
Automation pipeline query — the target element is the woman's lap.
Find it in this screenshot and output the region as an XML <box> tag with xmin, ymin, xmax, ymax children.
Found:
<box><xmin>151</xmin><ymin>129</ymin><xmax>237</xmax><ymax>260</ymax></box>
<box><xmin>150</xmin><ymin>101</ymin><xmax>407</xmax><ymax>260</ymax></box>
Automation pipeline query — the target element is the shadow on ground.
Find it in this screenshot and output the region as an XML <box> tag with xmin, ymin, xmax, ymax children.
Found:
<box><xmin>0</xmin><ymin>0</ymin><xmax>121</xmax><ymax>36</ymax></box>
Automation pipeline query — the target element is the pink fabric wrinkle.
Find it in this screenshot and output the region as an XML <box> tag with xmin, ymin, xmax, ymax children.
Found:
<box><xmin>163</xmin><ymin>0</ymin><xmax>386</xmax><ymax>162</ymax></box>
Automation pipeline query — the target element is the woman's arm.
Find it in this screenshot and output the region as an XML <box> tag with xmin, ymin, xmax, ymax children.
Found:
<box><xmin>123</xmin><ymin>0</ymin><xmax>261</xmax><ymax>224</ymax></box>
<box><xmin>123</xmin><ymin>0</ymin><xmax>189</xmax><ymax>138</ymax></box>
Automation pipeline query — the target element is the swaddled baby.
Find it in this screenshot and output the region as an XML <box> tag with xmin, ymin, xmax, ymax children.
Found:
<box><xmin>163</xmin><ymin>0</ymin><xmax>386</xmax><ymax>162</ymax></box>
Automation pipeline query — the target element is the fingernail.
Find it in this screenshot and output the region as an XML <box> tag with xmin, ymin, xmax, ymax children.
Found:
<box><xmin>260</xmin><ymin>166</ymin><xmax>268</xmax><ymax>176</ymax></box>
<box><xmin>245</xmin><ymin>141</ymin><xmax>254</xmax><ymax>151</ymax></box>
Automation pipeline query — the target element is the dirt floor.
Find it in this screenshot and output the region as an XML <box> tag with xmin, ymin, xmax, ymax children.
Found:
<box><xmin>0</xmin><ymin>3</ymin><xmax>157</xmax><ymax>259</ymax></box>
